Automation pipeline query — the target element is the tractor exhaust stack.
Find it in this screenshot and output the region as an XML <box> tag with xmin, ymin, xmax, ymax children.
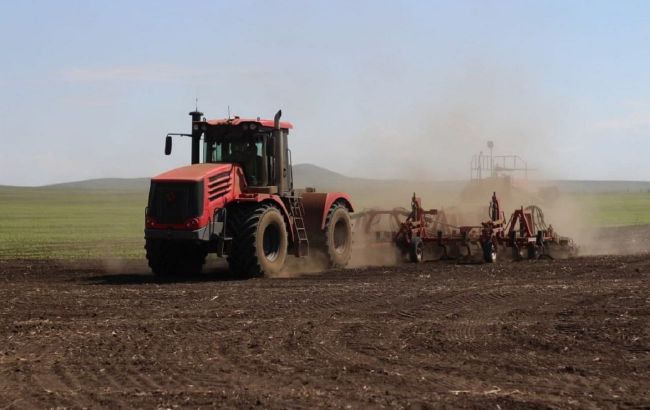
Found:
<box><xmin>273</xmin><ymin>110</ymin><xmax>288</xmax><ymax>194</ymax></box>
<box><xmin>189</xmin><ymin>109</ymin><xmax>203</xmax><ymax>164</ymax></box>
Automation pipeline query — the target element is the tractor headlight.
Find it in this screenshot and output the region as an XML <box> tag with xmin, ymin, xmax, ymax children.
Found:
<box><xmin>249</xmin><ymin>123</ymin><xmax>257</xmax><ymax>130</ymax></box>
<box><xmin>145</xmin><ymin>216</ymin><xmax>156</xmax><ymax>228</ymax></box>
<box><xmin>185</xmin><ymin>218</ymin><xmax>200</xmax><ymax>230</ymax></box>
<box><xmin>193</xmin><ymin>124</ymin><xmax>199</xmax><ymax>131</ymax></box>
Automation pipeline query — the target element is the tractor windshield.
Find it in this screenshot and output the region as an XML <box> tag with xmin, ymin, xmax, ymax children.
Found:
<box><xmin>204</xmin><ymin>135</ymin><xmax>268</xmax><ymax>186</ymax></box>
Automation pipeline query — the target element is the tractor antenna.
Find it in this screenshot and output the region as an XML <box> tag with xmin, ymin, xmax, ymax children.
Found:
<box><xmin>227</xmin><ymin>105</ymin><xmax>231</xmax><ymax>119</ymax></box>
<box><xmin>194</xmin><ymin>97</ymin><xmax>198</xmax><ymax>112</ymax></box>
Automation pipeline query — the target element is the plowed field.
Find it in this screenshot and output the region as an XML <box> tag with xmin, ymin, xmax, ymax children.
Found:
<box><xmin>1</xmin><ymin>254</ymin><xmax>649</xmax><ymax>409</ymax></box>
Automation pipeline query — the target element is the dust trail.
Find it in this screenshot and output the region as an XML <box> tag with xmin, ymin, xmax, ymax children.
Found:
<box><xmin>343</xmin><ymin>176</ymin><xmax>600</xmax><ymax>266</ymax></box>
<box><xmin>102</xmin><ymin>258</ymin><xmax>128</xmax><ymax>274</ymax></box>
<box><xmin>277</xmin><ymin>254</ymin><xmax>330</xmax><ymax>278</ymax></box>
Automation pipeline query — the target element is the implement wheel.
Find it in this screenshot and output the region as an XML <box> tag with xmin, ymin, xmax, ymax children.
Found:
<box><xmin>527</xmin><ymin>244</ymin><xmax>539</xmax><ymax>260</ymax></box>
<box><xmin>483</xmin><ymin>240</ymin><xmax>497</xmax><ymax>263</ymax></box>
<box><xmin>323</xmin><ymin>203</ymin><xmax>352</xmax><ymax>268</ymax></box>
<box><xmin>227</xmin><ymin>204</ymin><xmax>288</xmax><ymax>277</ymax></box>
<box><xmin>409</xmin><ymin>237</ymin><xmax>424</xmax><ymax>263</ymax></box>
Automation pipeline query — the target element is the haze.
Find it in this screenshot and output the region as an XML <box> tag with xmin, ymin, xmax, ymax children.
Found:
<box><xmin>1</xmin><ymin>1</ymin><xmax>650</xmax><ymax>186</ymax></box>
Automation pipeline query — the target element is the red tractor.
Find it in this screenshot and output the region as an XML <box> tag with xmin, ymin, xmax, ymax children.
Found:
<box><xmin>144</xmin><ymin>109</ymin><xmax>354</xmax><ymax>277</ymax></box>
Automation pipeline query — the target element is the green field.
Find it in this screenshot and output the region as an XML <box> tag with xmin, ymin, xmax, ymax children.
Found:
<box><xmin>574</xmin><ymin>192</ymin><xmax>650</xmax><ymax>227</ymax></box>
<box><xmin>1</xmin><ymin>185</ymin><xmax>649</xmax><ymax>260</ymax></box>
<box><xmin>0</xmin><ymin>187</ymin><xmax>146</xmax><ymax>259</ymax></box>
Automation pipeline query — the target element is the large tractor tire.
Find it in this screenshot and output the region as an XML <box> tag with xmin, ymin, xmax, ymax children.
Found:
<box><xmin>227</xmin><ymin>204</ymin><xmax>288</xmax><ymax>277</ymax></box>
<box><xmin>145</xmin><ymin>239</ymin><xmax>206</xmax><ymax>276</ymax></box>
<box><xmin>322</xmin><ymin>203</ymin><xmax>352</xmax><ymax>268</ymax></box>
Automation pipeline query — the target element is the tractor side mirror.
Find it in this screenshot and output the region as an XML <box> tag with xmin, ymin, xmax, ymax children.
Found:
<box><xmin>164</xmin><ymin>135</ymin><xmax>172</xmax><ymax>155</ymax></box>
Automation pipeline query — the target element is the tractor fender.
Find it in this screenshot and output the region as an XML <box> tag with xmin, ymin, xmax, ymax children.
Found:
<box><xmin>263</xmin><ymin>197</ymin><xmax>296</xmax><ymax>245</ymax></box>
<box><xmin>233</xmin><ymin>193</ymin><xmax>296</xmax><ymax>244</ymax></box>
<box><xmin>301</xmin><ymin>192</ymin><xmax>354</xmax><ymax>231</ymax></box>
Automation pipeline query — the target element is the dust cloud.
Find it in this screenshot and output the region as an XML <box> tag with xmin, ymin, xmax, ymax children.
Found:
<box><xmin>348</xmin><ymin>62</ymin><xmax>561</xmax><ymax>182</ymax></box>
<box><xmin>276</xmin><ymin>62</ymin><xmax>638</xmax><ymax>273</ymax></box>
<box><xmin>331</xmin><ymin>61</ymin><xmax>646</xmax><ymax>265</ymax></box>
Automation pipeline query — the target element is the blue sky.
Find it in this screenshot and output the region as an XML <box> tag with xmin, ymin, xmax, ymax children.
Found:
<box><xmin>1</xmin><ymin>0</ymin><xmax>649</xmax><ymax>185</ymax></box>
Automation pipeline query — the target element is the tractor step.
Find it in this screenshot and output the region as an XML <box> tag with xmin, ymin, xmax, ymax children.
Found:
<box><xmin>285</xmin><ymin>196</ymin><xmax>310</xmax><ymax>257</ymax></box>
<box><xmin>216</xmin><ymin>235</ymin><xmax>232</xmax><ymax>257</ymax></box>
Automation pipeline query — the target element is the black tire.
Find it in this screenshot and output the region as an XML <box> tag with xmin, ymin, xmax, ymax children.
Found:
<box><xmin>409</xmin><ymin>237</ymin><xmax>424</xmax><ymax>263</ymax></box>
<box><xmin>227</xmin><ymin>204</ymin><xmax>288</xmax><ymax>277</ymax></box>
<box><xmin>527</xmin><ymin>245</ymin><xmax>539</xmax><ymax>260</ymax></box>
<box><xmin>512</xmin><ymin>246</ymin><xmax>521</xmax><ymax>261</ymax></box>
<box><xmin>509</xmin><ymin>231</ymin><xmax>522</xmax><ymax>261</ymax></box>
<box><xmin>323</xmin><ymin>203</ymin><xmax>352</xmax><ymax>268</ymax></box>
<box><xmin>225</xmin><ymin>203</ymin><xmax>252</xmax><ymax>273</ymax></box>
<box><xmin>483</xmin><ymin>240</ymin><xmax>497</xmax><ymax>263</ymax></box>
<box><xmin>145</xmin><ymin>238</ymin><xmax>206</xmax><ymax>276</ymax></box>
<box><xmin>145</xmin><ymin>238</ymin><xmax>172</xmax><ymax>275</ymax></box>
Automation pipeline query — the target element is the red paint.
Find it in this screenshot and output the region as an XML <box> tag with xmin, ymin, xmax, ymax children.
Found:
<box><xmin>320</xmin><ymin>193</ymin><xmax>353</xmax><ymax>228</ymax></box>
<box><xmin>152</xmin><ymin>163</ymin><xmax>232</xmax><ymax>182</ymax></box>
<box><xmin>148</xmin><ymin>163</ymin><xmax>245</xmax><ymax>231</ymax></box>
<box><xmin>203</xmin><ymin>118</ymin><xmax>293</xmax><ymax>129</ymax></box>
<box><xmin>148</xmin><ymin>161</ymin><xmax>354</xmax><ymax>255</ymax></box>
<box><xmin>147</xmin><ymin>163</ymin><xmax>318</xmax><ymax>245</ymax></box>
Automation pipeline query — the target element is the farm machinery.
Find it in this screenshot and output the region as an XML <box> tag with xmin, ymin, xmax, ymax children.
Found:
<box><xmin>353</xmin><ymin>192</ymin><xmax>577</xmax><ymax>263</ymax></box>
<box><xmin>144</xmin><ymin>109</ymin><xmax>354</xmax><ymax>277</ymax></box>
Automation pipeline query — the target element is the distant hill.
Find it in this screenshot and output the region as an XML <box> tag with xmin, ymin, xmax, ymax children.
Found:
<box><xmin>1</xmin><ymin>164</ymin><xmax>649</xmax><ymax>208</ymax></box>
<box><xmin>292</xmin><ymin>163</ymin><xmax>466</xmax><ymax>207</ymax></box>
<box><xmin>43</xmin><ymin>178</ymin><xmax>150</xmax><ymax>191</ymax></box>
<box><xmin>292</xmin><ymin>163</ymin><xmax>354</xmax><ymax>188</ymax></box>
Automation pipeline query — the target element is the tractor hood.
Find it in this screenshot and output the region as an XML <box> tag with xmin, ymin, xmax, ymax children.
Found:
<box><xmin>152</xmin><ymin>163</ymin><xmax>233</xmax><ymax>182</ymax></box>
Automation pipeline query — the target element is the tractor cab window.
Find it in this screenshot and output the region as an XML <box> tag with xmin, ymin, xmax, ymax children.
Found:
<box><xmin>204</xmin><ymin>136</ymin><xmax>267</xmax><ymax>186</ymax></box>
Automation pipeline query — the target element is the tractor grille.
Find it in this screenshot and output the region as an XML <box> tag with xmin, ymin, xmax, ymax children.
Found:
<box><xmin>207</xmin><ymin>171</ymin><xmax>231</xmax><ymax>201</ymax></box>
<box><xmin>148</xmin><ymin>181</ymin><xmax>203</xmax><ymax>224</ymax></box>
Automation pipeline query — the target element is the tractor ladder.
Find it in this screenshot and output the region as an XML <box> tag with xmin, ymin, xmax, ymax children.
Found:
<box><xmin>286</xmin><ymin>196</ymin><xmax>310</xmax><ymax>257</ymax></box>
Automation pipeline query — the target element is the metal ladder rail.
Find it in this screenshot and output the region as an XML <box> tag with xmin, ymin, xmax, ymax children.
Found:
<box><xmin>287</xmin><ymin>196</ymin><xmax>309</xmax><ymax>257</ymax></box>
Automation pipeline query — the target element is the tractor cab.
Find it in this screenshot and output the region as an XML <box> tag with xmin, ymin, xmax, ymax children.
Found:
<box><xmin>165</xmin><ymin>110</ymin><xmax>294</xmax><ymax>195</ymax></box>
<box><xmin>204</xmin><ymin>137</ymin><xmax>262</xmax><ymax>186</ymax></box>
<box><xmin>199</xmin><ymin>117</ymin><xmax>293</xmax><ymax>192</ymax></box>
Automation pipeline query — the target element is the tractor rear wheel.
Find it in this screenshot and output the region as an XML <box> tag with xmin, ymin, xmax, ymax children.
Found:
<box><xmin>323</xmin><ymin>203</ymin><xmax>352</xmax><ymax>268</ymax></box>
<box><xmin>227</xmin><ymin>204</ymin><xmax>288</xmax><ymax>277</ymax></box>
<box><xmin>145</xmin><ymin>239</ymin><xmax>206</xmax><ymax>276</ymax></box>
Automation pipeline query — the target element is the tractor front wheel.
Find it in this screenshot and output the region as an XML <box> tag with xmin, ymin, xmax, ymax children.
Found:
<box><xmin>227</xmin><ymin>204</ymin><xmax>288</xmax><ymax>277</ymax></box>
<box><xmin>145</xmin><ymin>239</ymin><xmax>206</xmax><ymax>276</ymax></box>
